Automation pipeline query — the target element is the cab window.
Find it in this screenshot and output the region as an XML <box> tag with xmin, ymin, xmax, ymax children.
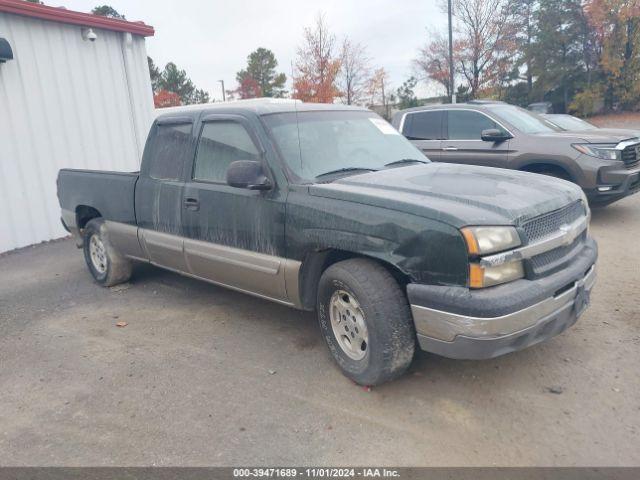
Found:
<box><xmin>193</xmin><ymin>121</ymin><xmax>259</xmax><ymax>183</ymax></box>
<box><xmin>148</xmin><ymin>123</ymin><xmax>193</xmax><ymax>180</ymax></box>
<box><xmin>446</xmin><ymin>110</ymin><xmax>501</xmax><ymax>140</ymax></box>
<box><xmin>403</xmin><ymin>111</ymin><xmax>443</xmax><ymax>140</ymax></box>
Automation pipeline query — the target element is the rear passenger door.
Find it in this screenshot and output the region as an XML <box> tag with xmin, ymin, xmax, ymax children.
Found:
<box><xmin>181</xmin><ymin>115</ymin><xmax>288</xmax><ymax>301</ymax></box>
<box><xmin>135</xmin><ymin>118</ymin><xmax>195</xmax><ymax>272</ymax></box>
<box><xmin>440</xmin><ymin>110</ymin><xmax>510</xmax><ymax>167</ymax></box>
<box><xmin>400</xmin><ymin>110</ymin><xmax>443</xmax><ymax>161</ymax></box>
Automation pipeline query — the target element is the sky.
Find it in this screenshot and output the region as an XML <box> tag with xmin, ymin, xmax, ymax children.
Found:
<box><xmin>58</xmin><ymin>0</ymin><xmax>449</xmax><ymax>101</ymax></box>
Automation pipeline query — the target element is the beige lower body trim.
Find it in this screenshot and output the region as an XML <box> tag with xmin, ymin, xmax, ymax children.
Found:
<box><xmin>61</xmin><ymin>209</ymin><xmax>81</xmax><ymax>246</ymax></box>
<box><xmin>102</xmin><ymin>221</ymin><xmax>303</xmax><ymax>308</ymax></box>
<box><xmin>411</xmin><ymin>266</ymin><xmax>596</xmax><ymax>341</ymax></box>
<box><xmin>105</xmin><ymin>221</ymin><xmax>147</xmax><ymax>261</ymax></box>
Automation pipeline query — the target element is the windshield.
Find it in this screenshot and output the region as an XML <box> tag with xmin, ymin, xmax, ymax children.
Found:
<box><xmin>545</xmin><ymin>115</ymin><xmax>597</xmax><ymax>131</ymax></box>
<box><xmin>487</xmin><ymin>105</ymin><xmax>561</xmax><ymax>134</ymax></box>
<box><xmin>262</xmin><ymin>111</ymin><xmax>428</xmax><ymax>182</ymax></box>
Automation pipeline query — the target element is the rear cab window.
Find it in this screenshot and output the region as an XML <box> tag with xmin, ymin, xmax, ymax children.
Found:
<box><xmin>147</xmin><ymin>122</ymin><xmax>193</xmax><ymax>180</ymax></box>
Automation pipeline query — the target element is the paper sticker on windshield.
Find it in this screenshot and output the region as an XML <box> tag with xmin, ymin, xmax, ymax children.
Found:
<box><xmin>369</xmin><ymin>118</ymin><xmax>400</xmax><ymax>135</ymax></box>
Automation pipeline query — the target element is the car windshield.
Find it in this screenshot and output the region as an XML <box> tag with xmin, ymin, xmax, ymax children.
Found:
<box><xmin>262</xmin><ymin>110</ymin><xmax>428</xmax><ymax>182</ymax></box>
<box><xmin>545</xmin><ymin>115</ymin><xmax>597</xmax><ymax>131</ymax></box>
<box><xmin>488</xmin><ymin>105</ymin><xmax>561</xmax><ymax>134</ymax></box>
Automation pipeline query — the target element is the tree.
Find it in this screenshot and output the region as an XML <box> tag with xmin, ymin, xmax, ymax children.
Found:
<box><xmin>510</xmin><ymin>0</ymin><xmax>539</xmax><ymax>95</ymax></box>
<box><xmin>586</xmin><ymin>0</ymin><xmax>640</xmax><ymax>109</ymax></box>
<box><xmin>91</xmin><ymin>5</ymin><xmax>125</xmax><ymax>19</ymax></box>
<box><xmin>338</xmin><ymin>38</ymin><xmax>371</xmax><ymax>105</ymax></box>
<box><xmin>451</xmin><ymin>0</ymin><xmax>518</xmax><ymax>98</ymax></box>
<box><xmin>148</xmin><ymin>57</ymin><xmax>161</xmax><ymax>93</ymax></box>
<box><xmin>531</xmin><ymin>0</ymin><xmax>585</xmax><ymax>109</ymax></box>
<box><xmin>292</xmin><ymin>13</ymin><xmax>342</xmax><ymax>103</ymax></box>
<box><xmin>156</xmin><ymin>62</ymin><xmax>210</xmax><ymax>105</ymax></box>
<box><xmin>414</xmin><ymin>29</ymin><xmax>457</xmax><ymax>97</ymax></box>
<box><xmin>236</xmin><ymin>76</ymin><xmax>262</xmax><ymax>99</ymax></box>
<box><xmin>235</xmin><ymin>48</ymin><xmax>287</xmax><ymax>98</ymax></box>
<box><xmin>153</xmin><ymin>90</ymin><xmax>181</xmax><ymax>108</ymax></box>
<box><xmin>368</xmin><ymin>68</ymin><xmax>394</xmax><ymax>119</ymax></box>
<box><xmin>396</xmin><ymin>77</ymin><xmax>420</xmax><ymax>110</ymax></box>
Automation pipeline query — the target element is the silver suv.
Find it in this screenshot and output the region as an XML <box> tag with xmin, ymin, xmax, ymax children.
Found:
<box><xmin>392</xmin><ymin>102</ymin><xmax>640</xmax><ymax>206</ymax></box>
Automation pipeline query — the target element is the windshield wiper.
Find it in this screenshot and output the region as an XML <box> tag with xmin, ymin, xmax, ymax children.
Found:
<box><xmin>384</xmin><ymin>158</ymin><xmax>428</xmax><ymax>168</ymax></box>
<box><xmin>315</xmin><ymin>167</ymin><xmax>378</xmax><ymax>179</ymax></box>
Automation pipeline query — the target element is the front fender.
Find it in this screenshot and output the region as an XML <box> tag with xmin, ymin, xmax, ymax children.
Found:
<box><xmin>285</xmin><ymin>190</ymin><xmax>468</xmax><ymax>287</ymax></box>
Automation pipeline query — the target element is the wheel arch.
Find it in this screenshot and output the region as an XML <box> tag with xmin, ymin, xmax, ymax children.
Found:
<box><xmin>296</xmin><ymin>248</ymin><xmax>411</xmax><ymax>311</ymax></box>
<box><xmin>75</xmin><ymin>205</ymin><xmax>103</xmax><ymax>232</ymax></box>
<box><xmin>518</xmin><ymin>162</ymin><xmax>574</xmax><ymax>181</ymax></box>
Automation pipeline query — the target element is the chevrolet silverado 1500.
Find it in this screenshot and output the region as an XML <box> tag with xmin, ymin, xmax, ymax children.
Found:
<box><xmin>57</xmin><ymin>100</ymin><xmax>597</xmax><ymax>385</ymax></box>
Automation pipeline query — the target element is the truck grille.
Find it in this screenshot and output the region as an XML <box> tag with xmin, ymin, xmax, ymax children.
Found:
<box><xmin>621</xmin><ymin>144</ymin><xmax>640</xmax><ymax>169</ymax></box>
<box><xmin>530</xmin><ymin>232</ymin><xmax>586</xmax><ymax>275</ymax></box>
<box><xmin>522</xmin><ymin>201</ymin><xmax>585</xmax><ymax>243</ymax></box>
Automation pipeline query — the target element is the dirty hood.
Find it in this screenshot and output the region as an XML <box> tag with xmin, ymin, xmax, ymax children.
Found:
<box><xmin>309</xmin><ymin>163</ymin><xmax>583</xmax><ymax>228</ymax></box>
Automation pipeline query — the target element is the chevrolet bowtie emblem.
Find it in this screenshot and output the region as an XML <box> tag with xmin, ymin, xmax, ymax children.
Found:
<box><xmin>559</xmin><ymin>224</ymin><xmax>573</xmax><ymax>245</ymax></box>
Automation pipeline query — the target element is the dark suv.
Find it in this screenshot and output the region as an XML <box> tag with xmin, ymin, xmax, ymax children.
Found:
<box><xmin>392</xmin><ymin>103</ymin><xmax>640</xmax><ymax>206</ymax></box>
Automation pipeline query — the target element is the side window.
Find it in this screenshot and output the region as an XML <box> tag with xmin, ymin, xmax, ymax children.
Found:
<box><xmin>403</xmin><ymin>111</ymin><xmax>443</xmax><ymax>140</ymax></box>
<box><xmin>194</xmin><ymin>121</ymin><xmax>259</xmax><ymax>183</ymax></box>
<box><xmin>447</xmin><ymin>110</ymin><xmax>500</xmax><ymax>140</ymax></box>
<box><xmin>148</xmin><ymin>123</ymin><xmax>193</xmax><ymax>180</ymax></box>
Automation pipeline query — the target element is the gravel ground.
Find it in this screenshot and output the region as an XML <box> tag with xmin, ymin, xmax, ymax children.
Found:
<box><xmin>0</xmin><ymin>195</ymin><xmax>639</xmax><ymax>467</ymax></box>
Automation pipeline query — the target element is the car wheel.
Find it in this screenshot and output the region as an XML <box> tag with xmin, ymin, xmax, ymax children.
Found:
<box><xmin>83</xmin><ymin>218</ymin><xmax>132</xmax><ymax>287</ymax></box>
<box><xmin>317</xmin><ymin>258</ymin><xmax>416</xmax><ymax>386</ymax></box>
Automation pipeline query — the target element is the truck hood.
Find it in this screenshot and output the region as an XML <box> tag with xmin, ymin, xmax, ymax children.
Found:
<box><xmin>309</xmin><ymin>163</ymin><xmax>583</xmax><ymax>228</ymax></box>
<box><xmin>532</xmin><ymin>130</ymin><xmax>638</xmax><ymax>144</ymax></box>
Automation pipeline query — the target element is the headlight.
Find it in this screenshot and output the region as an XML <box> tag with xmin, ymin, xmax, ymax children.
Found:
<box><xmin>469</xmin><ymin>261</ymin><xmax>525</xmax><ymax>288</ymax></box>
<box><xmin>572</xmin><ymin>143</ymin><xmax>621</xmax><ymax>161</ymax></box>
<box><xmin>461</xmin><ymin>226</ymin><xmax>521</xmax><ymax>255</ymax></box>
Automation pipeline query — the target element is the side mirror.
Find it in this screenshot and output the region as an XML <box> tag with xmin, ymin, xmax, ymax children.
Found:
<box><xmin>226</xmin><ymin>160</ymin><xmax>272</xmax><ymax>190</ymax></box>
<box><xmin>481</xmin><ymin>128</ymin><xmax>512</xmax><ymax>143</ymax></box>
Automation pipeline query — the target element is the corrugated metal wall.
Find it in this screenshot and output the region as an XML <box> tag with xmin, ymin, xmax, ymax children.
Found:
<box><xmin>0</xmin><ymin>12</ymin><xmax>154</xmax><ymax>253</ymax></box>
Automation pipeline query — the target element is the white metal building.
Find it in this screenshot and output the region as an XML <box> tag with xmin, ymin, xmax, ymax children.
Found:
<box><xmin>0</xmin><ymin>0</ymin><xmax>155</xmax><ymax>253</ymax></box>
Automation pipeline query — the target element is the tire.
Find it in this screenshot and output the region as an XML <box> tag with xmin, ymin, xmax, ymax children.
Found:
<box><xmin>82</xmin><ymin>218</ymin><xmax>132</xmax><ymax>287</ymax></box>
<box><xmin>317</xmin><ymin>258</ymin><xmax>416</xmax><ymax>386</ymax></box>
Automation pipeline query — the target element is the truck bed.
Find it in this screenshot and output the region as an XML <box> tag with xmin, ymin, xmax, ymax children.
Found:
<box><xmin>57</xmin><ymin>169</ymin><xmax>139</xmax><ymax>225</ymax></box>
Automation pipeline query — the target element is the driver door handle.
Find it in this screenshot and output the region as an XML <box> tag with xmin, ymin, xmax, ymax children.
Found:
<box><xmin>442</xmin><ymin>146</ymin><xmax>458</xmax><ymax>151</ymax></box>
<box><xmin>184</xmin><ymin>197</ymin><xmax>200</xmax><ymax>211</ymax></box>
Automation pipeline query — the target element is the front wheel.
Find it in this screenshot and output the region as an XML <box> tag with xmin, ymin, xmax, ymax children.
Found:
<box><xmin>83</xmin><ymin>218</ymin><xmax>132</xmax><ymax>287</ymax></box>
<box><xmin>317</xmin><ymin>258</ymin><xmax>416</xmax><ymax>386</ymax></box>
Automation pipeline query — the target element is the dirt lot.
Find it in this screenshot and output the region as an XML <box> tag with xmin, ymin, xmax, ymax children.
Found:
<box><xmin>1</xmin><ymin>195</ymin><xmax>639</xmax><ymax>467</ymax></box>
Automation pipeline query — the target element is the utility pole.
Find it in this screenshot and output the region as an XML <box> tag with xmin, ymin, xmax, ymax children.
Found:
<box><xmin>448</xmin><ymin>0</ymin><xmax>456</xmax><ymax>104</ymax></box>
<box><xmin>218</xmin><ymin>80</ymin><xmax>226</xmax><ymax>102</ymax></box>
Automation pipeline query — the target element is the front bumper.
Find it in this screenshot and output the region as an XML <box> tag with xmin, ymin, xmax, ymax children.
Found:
<box><xmin>585</xmin><ymin>163</ymin><xmax>640</xmax><ymax>204</ymax></box>
<box><xmin>407</xmin><ymin>239</ymin><xmax>597</xmax><ymax>359</ymax></box>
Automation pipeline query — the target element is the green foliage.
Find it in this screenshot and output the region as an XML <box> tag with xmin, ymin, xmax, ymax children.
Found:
<box><xmin>569</xmin><ymin>86</ymin><xmax>604</xmax><ymax>117</ymax></box>
<box><xmin>395</xmin><ymin>77</ymin><xmax>420</xmax><ymax>110</ymax></box>
<box><xmin>236</xmin><ymin>48</ymin><xmax>287</xmax><ymax>98</ymax></box>
<box><xmin>91</xmin><ymin>5</ymin><xmax>125</xmax><ymax>19</ymax></box>
<box><xmin>147</xmin><ymin>57</ymin><xmax>161</xmax><ymax>93</ymax></box>
<box><xmin>502</xmin><ymin>82</ymin><xmax>531</xmax><ymax>107</ymax></box>
<box><xmin>148</xmin><ymin>60</ymin><xmax>210</xmax><ymax>105</ymax></box>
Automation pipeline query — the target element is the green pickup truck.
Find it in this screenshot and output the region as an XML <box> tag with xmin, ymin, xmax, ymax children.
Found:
<box><xmin>57</xmin><ymin>100</ymin><xmax>597</xmax><ymax>385</ymax></box>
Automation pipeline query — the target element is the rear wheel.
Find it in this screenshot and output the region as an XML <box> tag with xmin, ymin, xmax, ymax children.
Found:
<box><xmin>83</xmin><ymin>218</ymin><xmax>132</xmax><ymax>287</ymax></box>
<box><xmin>317</xmin><ymin>258</ymin><xmax>416</xmax><ymax>386</ymax></box>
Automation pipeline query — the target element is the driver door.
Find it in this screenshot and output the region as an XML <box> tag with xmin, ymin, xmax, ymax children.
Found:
<box><xmin>440</xmin><ymin>110</ymin><xmax>511</xmax><ymax>167</ymax></box>
<box><xmin>181</xmin><ymin>114</ymin><xmax>287</xmax><ymax>300</ymax></box>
